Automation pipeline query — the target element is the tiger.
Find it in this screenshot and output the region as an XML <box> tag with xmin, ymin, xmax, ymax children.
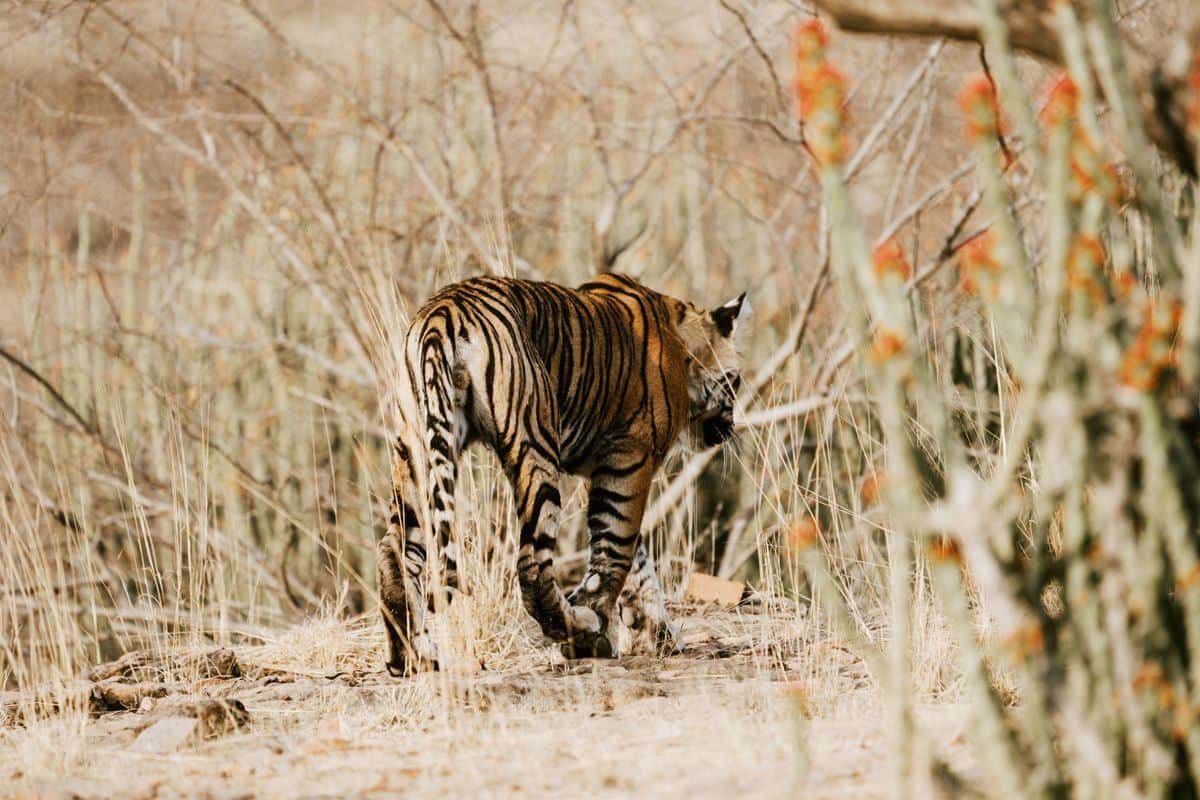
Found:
<box><xmin>377</xmin><ymin>272</ymin><xmax>747</xmax><ymax>675</ymax></box>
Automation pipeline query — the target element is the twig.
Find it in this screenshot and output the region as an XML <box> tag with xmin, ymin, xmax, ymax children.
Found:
<box><xmin>0</xmin><ymin>341</ymin><xmax>96</xmax><ymax>438</ymax></box>
<box><xmin>718</xmin><ymin>0</ymin><xmax>790</xmax><ymax>117</ymax></box>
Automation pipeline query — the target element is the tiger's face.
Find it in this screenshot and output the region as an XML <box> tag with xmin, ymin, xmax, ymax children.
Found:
<box><xmin>677</xmin><ymin>293</ymin><xmax>748</xmax><ymax>448</ymax></box>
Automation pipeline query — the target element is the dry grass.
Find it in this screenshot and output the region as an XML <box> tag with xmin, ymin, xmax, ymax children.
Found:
<box><xmin>0</xmin><ymin>602</ymin><xmax>972</xmax><ymax>799</ymax></box>
<box><xmin>13</xmin><ymin>0</ymin><xmax>1176</xmax><ymax>796</ymax></box>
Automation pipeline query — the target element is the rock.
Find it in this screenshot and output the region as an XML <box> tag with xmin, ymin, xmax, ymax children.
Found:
<box><xmin>683</xmin><ymin>573</ymin><xmax>744</xmax><ymax>606</ymax></box>
<box><xmin>85</xmin><ymin>647</ymin><xmax>240</xmax><ymax>683</ymax></box>
<box><xmin>129</xmin><ymin>717</ymin><xmax>200</xmax><ymax>754</ymax></box>
<box><xmin>87</xmin><ymin>651</ymin><xmax>153</xmax><ymax>682</ymax></box>
<box><xmin>190</xmin><ymin>648</ymin><xmax>241</xmax><ymax>679</ymax></box>
<box><xmin>90</xmin><ymin>681</ymin><xmax>169</xmax><ymax>714</ymax></box>
<box><xmin>125</xmin><ymin>698</ymin><xmax>249</xmax><ymax>750</ymax></box>
<box><xmin>182</xmin><ymin>698</ymin><xmax>250</xmax><ymax>737</ymax></box>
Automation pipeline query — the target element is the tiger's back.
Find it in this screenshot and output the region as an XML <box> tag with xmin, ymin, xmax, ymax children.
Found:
<box><xmin>407</xmin><ymin>273</ymin><xmax>692</xmax><ymax>472</ymax></box>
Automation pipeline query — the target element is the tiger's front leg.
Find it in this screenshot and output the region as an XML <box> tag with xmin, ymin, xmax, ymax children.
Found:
<box><xmin>618</xmin><ymin>544</ymin><xmax>682</xmax><ymax>656</ymax></box>
<box><xmin>565</xmin><ymin>451</ymin><xmax>656</xmax><ymax>659</ymax></box>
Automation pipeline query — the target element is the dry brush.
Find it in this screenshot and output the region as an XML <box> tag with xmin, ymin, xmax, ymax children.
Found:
<box><xmin>796</xmin><ymin>1</ymin><xmax>1200</xmax><ymax>795</ymax></box>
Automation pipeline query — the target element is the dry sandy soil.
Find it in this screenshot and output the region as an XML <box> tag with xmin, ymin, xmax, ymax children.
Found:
<box><xmin>0</xmin><ymin>600</ymin><xmax>972</xmax><ymax>799</ymax></box>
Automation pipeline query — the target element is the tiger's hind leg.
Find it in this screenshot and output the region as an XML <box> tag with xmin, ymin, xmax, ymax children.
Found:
<box><xmin>467</xmin><ymin>329</ymin><xmax>601</xmax><ymax>650</ymax></box>
<box><xmin>503</xmin><ymin>431</ymin><xmax>603</xmax><ymax>648</ymax></box>
<box><xmin>618</xmin><ymin>544</ymin><xmax>682</xmax><ymax>656</ymax></box>
<box><xmin>565</xmin><ymin>449</ymin><xmax>658</xmax><ymax>659</ymax></box>
<box><xmin>378</xmin><ymin>440</ymin><xmax>439</xmax><ymax>676</ymax></box>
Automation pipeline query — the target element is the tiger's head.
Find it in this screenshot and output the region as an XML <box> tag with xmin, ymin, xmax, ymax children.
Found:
<box><xmin>675</xmin><ymin>293</ymin><xmax>749</xmax><ymax>449</ymax></box>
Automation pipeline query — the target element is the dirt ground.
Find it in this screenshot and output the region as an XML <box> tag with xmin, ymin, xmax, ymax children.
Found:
<box><xmin>1</xmin><ymin>601</ymin><xmax>972</xmax><ymax>799</ymax></box>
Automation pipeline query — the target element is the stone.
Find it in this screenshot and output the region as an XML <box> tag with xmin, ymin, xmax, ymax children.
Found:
<box><xmin>129</xmin><ymin>717</ymin><xmax>200</xmax><ymax>754</ymax></box>
<box><xmin>683</xmin><ymin>573</ymin><xmax>744</xmax><ymax>606</ymax></box>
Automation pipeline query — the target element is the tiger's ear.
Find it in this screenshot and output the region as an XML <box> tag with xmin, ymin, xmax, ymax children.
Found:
<box><xmin>710</xmin><ymin>292</ymin><xmax>748</xmax><ymax>338</ymax></box>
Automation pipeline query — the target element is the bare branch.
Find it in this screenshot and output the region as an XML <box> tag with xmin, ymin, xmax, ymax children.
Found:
<box><xmin>0</xmin><ymin>341</ymin><xmax>97</xmax><ymax>439</ymax></box>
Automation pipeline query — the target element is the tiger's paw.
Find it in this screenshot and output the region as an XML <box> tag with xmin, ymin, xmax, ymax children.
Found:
<box><xmin>617</xmin><ymin>589</ymin><xmax>681</xmax><ymax>656</ymax></box>
<box><xmin>561</xmin><ymin>605</ymin><xmax>619</xmax><ymax>659</ymax></box>
<box><xmin>384</xmin><ymin>633</ymin><xmax>440</xmax><ymax>677</ymax></box>
<box><xmin>561</xmin><ymin>628</ymin><xmax>617</xmax><ymax>659</ymax></box>
<box><xmin>649</xmin><ymin>618</ymin><xmax>683</xmax><ymax>657</ymax></box>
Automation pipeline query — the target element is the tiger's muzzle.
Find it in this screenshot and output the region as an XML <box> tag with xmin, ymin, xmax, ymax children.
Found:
<box><xmin>700</xmin><ymin>406</ymin><xmax>736</xmax><ymax>447</ymax></box>
<box><xmin>690</xmin><ymin>369</ymin><xmax>740</xmax><ymax>448</ymax></box>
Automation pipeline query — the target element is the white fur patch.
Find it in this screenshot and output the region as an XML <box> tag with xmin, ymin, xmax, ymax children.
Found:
<box><xmin>413</xmin><ymin>633</ymin><xmax>439</xmax><ymax>663</ymax></box>
<box><xmin>729</xmin><ymin>294</ymin><xmax>752</xmax><ymax>343</ymax></box>
<box><xmin>567</xmin><ymin>606</ymin><xmax>602</xmax><ymax>633</ymax></box>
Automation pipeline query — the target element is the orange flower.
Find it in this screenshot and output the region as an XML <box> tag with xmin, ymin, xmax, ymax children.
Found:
<box><xmin>1119</xmin><ymin>298</ymin><xmax>1183</xmax><ymax>392</ymax></box>
<box><xmin>1114</xmin><ymin>269</ymin><xmax>1139</xmax><ymax>298</ymax></box>
<box><xmin>958</xmin><ymin>73</ymin><xmax>1001</xmax><ymax>143</ymax></box>
<box><xmin>1132</xmin><ymin>661</ymin><xmax>1175</xmax><ymax>714</ymax></box>
<box><xmin>788</xmin><ymin>516</ymin><xmax>820</xmax><ymax>550</ymax></box>
<box><xmin>1066</xmin><ymin>235</ymin><xmax>1107</xmax><ymax>309</ymax></box>
<box><xmin>1098</xmin><ymin>162</ymin><xmax>1124</xmax><ymax>207</ymax></box>
<box><xmin>957</xmin><ymin>230</ymin><xmax>1001</xmax><ymax>294</ymax></box>
<box><xmin>1133</xmin><ymin>661</ymin><xmax>1166</xmax><ymax>690</ymax></box>
<box><xmin>928</xmin><ymin>537</ymin><xmax>962</xmax><ymax>564</ymax></box>
<box><xmin>859</xmin><ymin>469</ymin><xmax>884</xmax><ymax>506</ymax></box>
<box><xmin>794</xmin><ymin>18</ymin><xmax>829</xmax><ymax>68</ymax></box>
<box><xmin>795</xmin><ymin>61</ymin><xmax>848</xmax><ymax>117</ymax></box>
<box><xmin>869</xmin><ymin>328</ymin><xmax>906</xmax><ymax>363</ymax></box>
<box><xmin>1177</xmin><ymin>563</ymin><xmax>1200</xmax><ymax>593</ymax></box>
<box><xmin>1003</xmin><ymin>623</ymin><xmax>1045</xmax><ymax>662</ymax></box>
<box><xmin>1062</xmin><ymin>130</ymin><xmax>1124</xmax><ymax>207</ymax></box>
<box><xmin>809</xmin><ymin>126</ymin><xmax>850</xmax><ymax>166</ymax></box>
<box><xmin>1033</xmin><ymin>71</ymin><xmax>1124</xmax><ymax>207</ymax></box>
<box><xmin>1038</xmin><ymin>73</ymin><xmax>1079</xmax><ymax>130</ymax></box>
<box><xmin>1069</xmin><ymin>234</ymin><xmax>1104</xmax><ymax>267</ymax></box>
<box><xmin>872</xmin><ymin>239</ymin><xmax>911</xmax><ymax>282</ymax></box>
<box><xmin>794</xmin><ymin>63</ymin><xmax>849</xmax><ymax>165</ymax></box>
<box><xmin>793</xmin><ymin>19</ymin><xmax>849</xmax><ymax>167</ymax></box>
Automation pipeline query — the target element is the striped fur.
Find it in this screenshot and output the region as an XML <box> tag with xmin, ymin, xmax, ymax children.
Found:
<box><xmin>378</xmin><ymin>273</ymin><xmax>745</xmax><ymax>674</ymax></box>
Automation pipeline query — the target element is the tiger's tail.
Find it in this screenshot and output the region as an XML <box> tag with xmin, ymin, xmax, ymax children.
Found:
<box><xmin>377</xmin><ymin>312</ymin><xmax>463</xmax><ymax>675</ymax></box>
<box><xmin>413</xmin><ymin>318</ymin><xmax>462</xmax><ymax>603</ymax></box>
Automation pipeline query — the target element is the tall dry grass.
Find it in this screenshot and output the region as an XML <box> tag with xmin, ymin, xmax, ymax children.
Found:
<box><xmin>7</xmin><ymin>1</ymin><xmax>1193</xmax><ymax>795</ymax></box>
<box><xmin>1</xmin><ymin>1</ymin><xmax>973</xmax><ymax>697</ymax></box>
